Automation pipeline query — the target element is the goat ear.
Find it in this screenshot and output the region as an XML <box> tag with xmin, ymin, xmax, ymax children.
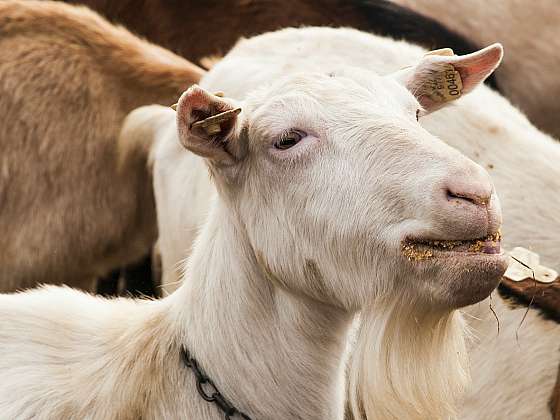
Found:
<box><xmin>175</xmin><ymin>85</ymin><xmax>243</xmax><ymax>165</ymax></box>
<box><xmin>395</xmin><ymin>43</ymin><xmax>503</xmax><ymax>114</ymax></box>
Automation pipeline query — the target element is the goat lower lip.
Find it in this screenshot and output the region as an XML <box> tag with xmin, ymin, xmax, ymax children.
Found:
<box><xmin>402</xmin><ymin>232</ymin><xmax>502</xmax><ymax>262</ymax></box>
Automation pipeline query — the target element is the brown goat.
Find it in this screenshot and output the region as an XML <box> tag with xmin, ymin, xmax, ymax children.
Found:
<box><xmin>0</xmin><ymin>1</ymin><xmax>203</xmax><ymax>292</ymax></box>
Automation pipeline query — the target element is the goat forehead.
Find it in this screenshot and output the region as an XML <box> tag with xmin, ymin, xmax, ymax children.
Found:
<box><xmin>248</xmin><ymin>80</ymin><xmax>412</xmax><ymax>132</ymax></box>
<box><xmin>248</xmin><ymin>71</ymin><xmax>392</xmax><ymax>107</ymax></box>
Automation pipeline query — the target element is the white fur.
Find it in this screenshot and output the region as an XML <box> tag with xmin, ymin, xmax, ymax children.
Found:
<box><xmin>143</xmin><ymin>28</ymin><xmax>560</xmax><ymax>419</ymax></box>
<box><xmin>0</xmin><ymin>27</ymin><xmax>505</xmax><ymax>419</ymax></box>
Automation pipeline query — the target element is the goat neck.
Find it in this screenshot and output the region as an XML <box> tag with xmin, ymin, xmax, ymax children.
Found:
<box><xmin>169</xmin><ymin>204</ymin><xmax>352</xmax><ymax>420</ymax></box>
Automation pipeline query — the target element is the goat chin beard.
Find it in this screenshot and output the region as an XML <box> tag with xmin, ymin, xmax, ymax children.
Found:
<box><xmin>347</xmin><ymin>294</ymin><xmax>470</xmax><ymax>420</ymax></box>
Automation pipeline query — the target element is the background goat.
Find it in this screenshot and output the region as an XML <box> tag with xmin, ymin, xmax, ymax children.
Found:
<box><xmin>0</xmin><ymin>1</ymin><xmax>203</xmax><ymax>292</ymax></box>
<box><xmin>62</xmin><ymin>0</ymin><xmax>557</xmax><ymax>140</ymax></box>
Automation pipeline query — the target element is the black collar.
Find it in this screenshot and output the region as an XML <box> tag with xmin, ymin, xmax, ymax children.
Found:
<box><xmin>182</xmin><ymin>346</ymin><xmax>252</xmax><ymax>419</ymax></box>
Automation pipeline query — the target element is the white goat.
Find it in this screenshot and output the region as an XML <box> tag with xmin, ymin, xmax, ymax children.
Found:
<box><xmin>0</xmin><ymin>44</ymin><xmax>504</xmax><ymax>419</ymax></box>
<box><xmin>134</xmin><ymin>27</ymin><xmax>560</xmax><ymax>419</ymax></box>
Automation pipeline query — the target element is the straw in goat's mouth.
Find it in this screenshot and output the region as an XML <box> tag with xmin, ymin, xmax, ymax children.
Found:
<box><xmin>402</xmin><ymin>231</ymin><xmax>502</xmax><ymax>261</ymax></box>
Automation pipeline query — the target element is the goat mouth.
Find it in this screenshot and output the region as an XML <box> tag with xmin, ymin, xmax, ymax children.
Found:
<box><xmin>402</xmin><ymin>231</ymin><xmax>502</xmax><ymax>262</ymax></box>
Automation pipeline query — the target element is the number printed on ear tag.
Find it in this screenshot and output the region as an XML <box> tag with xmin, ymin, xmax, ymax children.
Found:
<box><xmin>424</xmin><ymin>63</ymin><xmax>463</xmax><ymax>103</ymax></box>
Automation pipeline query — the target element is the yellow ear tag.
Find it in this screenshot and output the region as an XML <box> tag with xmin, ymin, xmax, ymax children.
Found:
<box><xmin>191</xmin><ymin>108</ymin><xmax>242</xmax><ymax>136</ymax></box>
<box><xmin>425</xmin><ymin>63</ymin><xmax>463</xmax><ymax>103</ymax></box>
<box><xmin>505</xmin><ymin>247</ymin><xmax>558</xmax><ymax>283</ymax></box>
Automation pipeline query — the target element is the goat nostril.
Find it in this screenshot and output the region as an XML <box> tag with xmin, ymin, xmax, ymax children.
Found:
<box><xmin>446</xmin><ymin>189</ymin><xmax>489</xmax><ymax>206</ymax></box>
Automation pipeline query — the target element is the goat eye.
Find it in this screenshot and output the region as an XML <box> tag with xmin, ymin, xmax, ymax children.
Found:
<box><xmin>274</xmin><ymin>130</ymin><xmax>306</xmax><ymax>150</ymax></box>
<box><xmin>416</xmin><ymin>109</ymin><xmax>420</xmax><ymax>121</ymax></box>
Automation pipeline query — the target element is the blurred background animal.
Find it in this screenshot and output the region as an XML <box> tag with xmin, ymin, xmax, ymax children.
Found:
<box><xmin>0</xmin><ymin>1</ymin><xmax>203</xmax><ymax>292</ymax></box>
<box><xmin>62</xmin><ymin>0</ymin><xmax>560</xmax><ymax>139</ymax></box>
